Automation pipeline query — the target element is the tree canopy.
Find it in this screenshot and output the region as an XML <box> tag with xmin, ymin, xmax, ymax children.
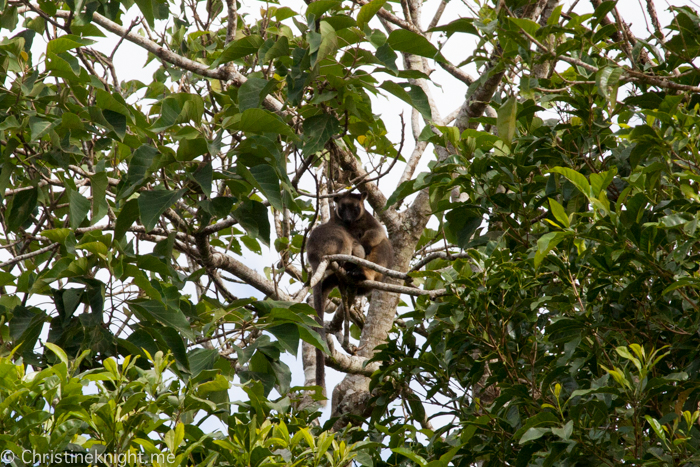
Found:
<box><xmin>3</xmin><ymin>0</ymin><xmax>700</xmax><ymax>465</ymax></box>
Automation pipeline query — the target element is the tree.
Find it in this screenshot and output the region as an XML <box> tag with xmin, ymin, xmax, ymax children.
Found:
<box><xmin>3</xmin><ymin>0</ymin><xmax>700</xmax><ymax>464</ymax></box>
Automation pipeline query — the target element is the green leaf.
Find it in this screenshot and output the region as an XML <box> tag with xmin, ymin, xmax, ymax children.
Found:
<box><xmin>134</xmin><ymin>0</ymin><xmax>155</xmax><ymax>28</ymax></box>
<box><xmin>387</xmin><ymin>30</ymin><xmax>445</xmax><ymax>62</ymax></box>
<box><xmin>275</xmin><ymin>7</ymin><xmax>297</xmax><ymax>21</ymax></box>
<box><xmin>28</xmin><ymin>116</ymin><xmax>55</xmax><ymax>142</ymax></box>
<box><xmin>268</xmin><ymin>324</ymin><xmax>300</xmax><ymax>356</ymax></box>
<box><xmin>645</xmin><ymin>416</ymin><xmax>667</xmax><ymax>442</ymax></box>
<box><xmin>91</xmin><ymin>171</ymin><xmax>109</xmax><ymax>222</ymax></box>
<box><xmin>138</xmin><ymin>188</ymin><xmax>187</xmax><ymax>232</ymax></box>
<box><xmin>152</xmin><ymin>326</ymin><xmax>190</xmax><ymax>369</ymax></box>
<box><xmin>44</xmin><ymin>342</ymin><xmax>69</xmax><ymax>366</ymax></box>
<box><xmin>551</xmin><ymin>420</ymin><xmax>573</xmax><ymax>440</ymax></box>
<box><xmin>535</xmin><ymin>231</ymin><xmax>573</xmax><ymax>267</ymax></box>
<box><xmin>313</xmin><ymin>21</ymin><xmax>338</xmax><ymax>67</ymax></box>
<box><xmin>302</xmin><ymin>113</ymin><xmax>342</xmax><ymax>156</ymax></box>
<box><xmin>357</xmin><ymin>0</ymin><xmax>387</xmax><ymax>30</ymax></box>
<box><xmin>130</xmin><ymin>299</ymin><xmax>194</xmax><ymax>341</ymax></box>
<box><xmin>392</xmin><ymin>448</ymin><xmax>427</xmax><ymax>467</ymax></box>
<box><xmin>519</xmin><ymin>427</ymin><xmax>550</xmax><ymax>444</ymax></box>
<box><xmin>379</xmin><ymin>81</ymin><xmax>432</xmax><ymax>121</ymax></box>
<box><xmin>444</xmin><ymin>207</ymin><xmax>482</xmax><ymax>248</ymax></box>
<box><xmin>596</xmin><ymin>66</ymin><xmax>622</xmax><ymax>107</ymax></box>
<box><xmin>193</xmin><ymin>163</ymin><xmax>213</xmax><ymax>198</ymax></box>
<box><xmin>550</xmin><ymin>167</ymin><xmax>591</xmax><ymax>198</ymax></box>
<box><xmin>497</xmin><ymin>96</ymin><xmax>517</xmax><ymax>147</ymax></box>
<box><xmin>117</xmin><ymin>145</ymin><xmax>158</xmax><ymax>201</ymax></box>
<box><xmin>429</xmin><ymin>18</ymin><xmax>478</xmax><ymax>36</ymax></box>
<box><xmin>115</xmin><ymin>199</ymin><xmax>140</xmax><ymax>242</ymax></box>
<box><xmin>265</xmin><ymin>36</ymin><xmax>290</xmax><ymax>62</ymax></box>
<box><xmin>150</xmin><ymin>93</ymin><xmax>205</xmax><ymax>133</ymax></box>
<box><xmin>248</xmin><ymin>165</ymin><xmax>284</xmax><ymax>211</ymax></box>
<box><xmin>212</xmin><ymin>35</ymin><xmax>264</xmax><ymax>67</ymax></box>
<box><xmin>68</xmin><ymin>189</ymin><xmax>91</xmax><ymax>230</ymax></box>
<box><xmin>306</xmin><ymin>0</ymin><xmax>340</xmax><ymax>19</ymax></box>
<box><xmin>42</xmin><ymin>228</ymin><xmax>71</xmax><ymax>243</ymax></box>
<box><xmin>7</xmin><ymin>187</ymin><xmax>37</xmax><ymax>232</ymax></box>
<box><xmin>237</xmin><ymin>108</ymin><xmax>295</xmax><ymax>137</ymax></box>
<box><xmin>233</xmin><ymin>199</ymin><xmax>270</xmax><ymax>246</ymax></box>
<box><xmin>238</xmin><ymin>77</ymin><xmax>268</xmax><ymax>112</ymax></box>
<box><xmin>548</xmin><ymin>199</ymin><xmax>569</xmax><ymax>228</ymax></box>
<box><xmin>590</xmin><ymin>168</ymin><xmax>616</xmax><ymax>198</ymax></box>
<box><xmin>510</xmin><ymin>18</ymin><xmax>540</xmax><ymax>36</ymax></box>
<box><xmin>46</xmin><ymin>34</ymin><xmax>94</xmax><ymax>55</ymax></box>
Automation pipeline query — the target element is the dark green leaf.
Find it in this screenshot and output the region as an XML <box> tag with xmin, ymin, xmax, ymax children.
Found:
<box><xmin>7</xmin><ymin>186</ymin><xmax>37</xmax><ymax>232</ymax></box>
<box><xmin>138</xmin><ymin>188</ymin><xmax>187</xmax><ymax>232</ymax></box>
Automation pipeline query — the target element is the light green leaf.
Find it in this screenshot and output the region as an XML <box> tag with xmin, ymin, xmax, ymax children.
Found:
<box><xmin>550</xmin><ymin>167</ymin><xmax>591</xmax><ymax>198</ymax></box>
<box><xmin>549</xmin><ymin>198</ymin><xmax>569</xmax><ymax>228</ymax></box>
<box><xmin>596</xmin><ymin>66</ymin><xmax>623</xmax><ymax>105</ymax></box>
<box><xmin>392</xmin><ymin>447</ymin><xmax>427</xmax><ymax>467</ymax></box>
<box><xmin>44</xmin><ymin>342</ymin><xmax>69</xmax><ymax>366</ymax></box>
<box><xmin>551</xmin><ymin>420</ymin><xmax>573</xmax><ymax>440</ymax></box>
<box><xmin>497</xmin><ymin>96</ymin><xmax>517</xmax><ymax>147</ymax></box>
<box><xmin>42</xmin><ymin>228</ymin><xmax>71</xmax><ymax>243</ymax></box>
<box><xmin>519</xmin><ymin>427</ymin><xmax>550</xmax><ymax>444</ymax></box>
<box><xmin>313</xmin><ymin>21</ymin><xmax>338</xmax><ymax>67</ymax></box>
<box><xmin>46</xmin><ymin>34</ymin><xmax>94</xmax><ymax>55</ymax></box>
<box><xmin>535</xmin><ymin>231</ymin><xmax>573</xmax><ymax>267</ymax></box>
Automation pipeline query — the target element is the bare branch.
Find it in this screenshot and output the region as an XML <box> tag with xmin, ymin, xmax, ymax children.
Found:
<box><xmin>355</xmin><ymin>279</ymin><xmax>448</xmax><ymax>298</ymax></box>
<box><xmin>0</xmin><ymin>242</ymin><xmax>59</xmax><ymax>269</ymax></box>
<box><xmin>324</xmin><ymin>254</ymin><xmax>410</xmax><ymax>281</ymax></box>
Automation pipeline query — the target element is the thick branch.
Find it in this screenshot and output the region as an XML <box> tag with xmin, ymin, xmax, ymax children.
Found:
<box><xmin>326</xmin><ymin>336</ymin><xmax>380</xmax><ymax>376</ymax></box>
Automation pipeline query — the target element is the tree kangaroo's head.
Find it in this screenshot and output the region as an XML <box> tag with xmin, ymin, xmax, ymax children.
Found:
<box><xmin>334</xmin><ymin>192</ymin><xmax>367</xmax><ymax>224</ymax></box>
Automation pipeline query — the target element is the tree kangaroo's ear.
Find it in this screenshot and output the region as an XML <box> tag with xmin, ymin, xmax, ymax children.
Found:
<box><xmin>360</xmin><ymin>191</ymin><xmax>368</xmax><ymax>202</ymax></box>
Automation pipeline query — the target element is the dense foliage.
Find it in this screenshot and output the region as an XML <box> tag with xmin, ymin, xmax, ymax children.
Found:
<box><xmin>3</xmin><ymin>0</ymin><xmax>700</xmax><ymax>465</ymax></box>
<box><xmin>0</xmin><ymin>346</ymin><xmax>362</xmax><ymax>466</ymax></box>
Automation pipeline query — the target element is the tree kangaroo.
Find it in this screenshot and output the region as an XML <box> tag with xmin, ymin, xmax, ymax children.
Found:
<box><xmin>306</xmin><ymin>191</ymin><xmax>393</xmax><ymax>392</ymax></box>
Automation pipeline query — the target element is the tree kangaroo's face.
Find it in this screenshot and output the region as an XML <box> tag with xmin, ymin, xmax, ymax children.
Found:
<box><xmin>335</xmin><ymin>193</ymin><xmax>365</xmax><ymax>224</ymax></box>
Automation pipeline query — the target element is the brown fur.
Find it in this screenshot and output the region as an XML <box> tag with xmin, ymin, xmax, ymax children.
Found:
<box><xmin>305</xmin><ymin>192</ymin><xmax>393</xmax><ymax>393</ymax></box>
<box><xmin>306</xmin><ymin>211</ymin><xmax>365</xmax><ymax>392</ymax></box>
<box><xmin>333</xmin><ymin>192</ymin><xmax>394</xmax><ymax>292</ymax></box>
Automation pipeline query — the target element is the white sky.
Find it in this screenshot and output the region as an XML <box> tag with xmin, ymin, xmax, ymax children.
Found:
<box><xmin>5</xmin><ymin>0</ymin><xmax>696</xmax><ymax>428</ymax></box>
